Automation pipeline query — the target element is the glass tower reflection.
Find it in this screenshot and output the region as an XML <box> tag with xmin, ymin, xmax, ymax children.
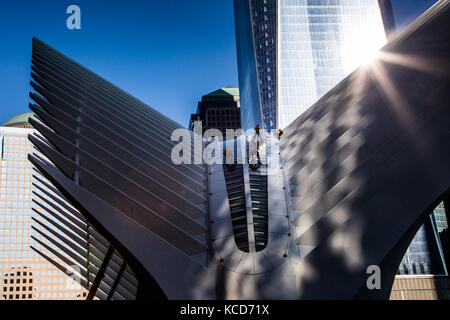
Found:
<box><xmin>234</xmin><ymin>0</ymin><xmax>388</xmax><ymax>130</ymax></box>
<box><xmin>398</xmin><ymin>213</ymin><xmax>448</xmax><ymax>276</ymax></box>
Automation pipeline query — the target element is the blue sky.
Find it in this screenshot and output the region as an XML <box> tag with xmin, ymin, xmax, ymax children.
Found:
<box><xmin>0</xmin><ymin>0</ymin><xmax>439</xmax><ymax>127</ymax></box>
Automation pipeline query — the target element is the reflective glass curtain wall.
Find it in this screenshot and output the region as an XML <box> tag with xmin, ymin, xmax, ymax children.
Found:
<box><xmin>250</xmin><ymin>0</ymin><xmax>277</xmax><ymax>130</ymax></box>
<box><xmin>398</xmin><ymin>213</ymin><xmax>448</xmax><ymax>276</ymax></box>
<box><xmin>234</xmin><ymin>0</ymin><xmax>264</xmax><ymax>131</ymax></box>
<box><xmin>235</xmin><ymin>0</ymin><xmax>388</xmax><ymax>130</ymax></box>
<box><xmin>277</xmin><ymin>0</ymin><xmax>387</xmax><ymax>129</ymax></box>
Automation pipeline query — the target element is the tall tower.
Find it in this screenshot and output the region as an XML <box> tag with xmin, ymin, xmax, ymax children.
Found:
<box><xmin>0</xmin><ymin>113</ymin><xmax>88</xmax><ymax>300</ymax></box>
<box><xmin>189</xmin><ymin>86</ymin><xmax>241</xmax><ymax>138</ymax></box>
<box><xmin>234</xmin><ymin>0</ymin><xmax>393</xmax><ymax>130</ymax></box>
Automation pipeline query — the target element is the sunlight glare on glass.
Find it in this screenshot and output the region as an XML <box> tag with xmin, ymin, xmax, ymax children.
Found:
<box><xmin>342</xmin><ymin>26</ymin><xmax>386</xmax><ymax>73</ymax></box>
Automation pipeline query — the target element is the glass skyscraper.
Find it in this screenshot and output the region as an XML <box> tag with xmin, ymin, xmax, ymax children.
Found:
<box><xmin>234</xmin><ymin>0</ymin><xmax>393</xmax><ymax>130</ymax></box>
<box><xmin>397</xmin><ymin>204</ymin><xmax>448</xmax><ymax>277</ymax></box>
<box><xmin>434</xmin><ymin>202</ymin><xmax>448</xmax><ymax>233</ymax></box>
<box><xmin>397</xmin><ymin>213</ymin><xmax>447</xmax><ymax>276</ymax></box>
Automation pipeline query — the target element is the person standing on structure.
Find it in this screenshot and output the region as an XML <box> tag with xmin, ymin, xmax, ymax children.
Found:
<box><xmin>249</xmin><ymin>124</ymin><xmax>263</xmax><ymax>170</ymax></box>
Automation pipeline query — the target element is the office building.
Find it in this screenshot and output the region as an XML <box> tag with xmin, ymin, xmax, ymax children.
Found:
<box><xmin>189</xmin><ymin>86</ymin><xmax>241</xmax><ymax>138</ymax></box>
<box><xmin>378</xmin><ymin>0</ymin><xmax>397</xmax><ymax>39</ymax></box>
<box><xmin>0</xmin><ymin>113</ymin><xmax>88</xmax><ymax>300</ymax></box>
<box><xmin>434</xmin><ymin>202</ymin><xmax>449</xmax><ymax>232</ymax></box>
<box><xmin>397</xmin><ymin>211</ymin><xmax>447</xmax><ymax>277</ymax></box>
<box><xmin>234</xmin><ymin>0</ymin><xmax>395</xmax><ymax>130</ymax></box>
<box><xmin>390</xmin><ymin>203</ymin><xmax>450</xmax><ymax>300</ymax></box>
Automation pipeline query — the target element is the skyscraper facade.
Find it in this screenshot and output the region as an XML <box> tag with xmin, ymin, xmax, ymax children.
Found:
<box><xmin>397</xmin><ymin>213</ymin><xmax>447</xmax><ymax>276</ymax></box>
<box><xmin>189</xmin><ymin>86</ymin><xmax>242</xmax><ymax>137</ymax></box>
<box><xmin>234</xmin><ymin>0</ymin><xmax>392</xmax><ymax>130</ymax></box>
<box><xmin>390</xmin><ymin>202</ymin><xmax>450</xmax><ymax>300</ymax></box>
<box><xmin>0</xmin><ymin>113</ymin><xmax>87</xmax><ymax>300</ymax></box>
<box><xmin>434</xmin><ymin>202</ymin><xmax>449</xmax><ymax>232</ymax></box>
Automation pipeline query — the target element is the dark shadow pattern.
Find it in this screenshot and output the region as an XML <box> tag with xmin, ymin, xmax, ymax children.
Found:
<box><xmin>280</xmin><ymin>0</ymin><xmax>450</xmax><ymax>299</ymax></box>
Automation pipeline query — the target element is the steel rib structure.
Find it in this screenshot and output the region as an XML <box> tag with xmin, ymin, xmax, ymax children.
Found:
<box><xmin>28</xmin><ymin>0</ymin><xmax>450</xmax><ymax>300</ymax></box>
<box><xmin>28</xmin><ymin>38</ymin><xmax>212</xmax><ymax>299</ymax></box>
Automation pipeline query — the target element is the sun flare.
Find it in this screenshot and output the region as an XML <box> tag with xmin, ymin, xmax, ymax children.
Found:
<box><xmin>342</xmin><ymin>25</ymin><xmax>387</xmax><ymax>73</ymax></box>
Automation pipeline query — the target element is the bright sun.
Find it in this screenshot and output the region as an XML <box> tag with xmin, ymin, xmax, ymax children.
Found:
<box><xmin>342</xmin><ymin>26</ymin><xmax>387</xmax><ymax>73</ymax></box>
